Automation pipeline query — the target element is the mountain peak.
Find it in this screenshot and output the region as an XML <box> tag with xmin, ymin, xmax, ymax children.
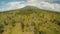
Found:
<box><xmin>22</xmin><ymin>6</ymin><xmax>39</xmax><ymax>9</ymax></box>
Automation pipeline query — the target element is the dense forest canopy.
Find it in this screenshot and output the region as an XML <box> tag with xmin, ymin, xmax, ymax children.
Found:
<box><xmin>0</xmin><ymin>6</ymin><xmax>60</xmax><ymax>34</ymax></box>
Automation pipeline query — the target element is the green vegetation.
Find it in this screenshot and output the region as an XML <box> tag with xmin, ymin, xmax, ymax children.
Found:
<box><xmin>0</xmin><ymin>6</ymin><xmax>60</xmax><ymax>34</ymax></box>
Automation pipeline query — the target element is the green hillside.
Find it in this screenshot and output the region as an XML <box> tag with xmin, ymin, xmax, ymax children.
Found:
<box><xmin>0</xmin><ymin>6</ymin><xmax>60</xmax><ymax>34</ymax></box>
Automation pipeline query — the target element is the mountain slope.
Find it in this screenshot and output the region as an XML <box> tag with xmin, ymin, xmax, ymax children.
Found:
<box><xmin>0</xmin><ymin>6</ymin><xmax>60</xmax><ymax>34</ymax></box>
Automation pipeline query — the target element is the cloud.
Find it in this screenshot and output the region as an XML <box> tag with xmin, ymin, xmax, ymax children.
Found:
<box><xmin>0</xmin><ymin>1</ymin><xmax>26</xmax><ymax>11</ymax></box>
<box><xmin>36</xmin><ymin>1</ymin><xmax>60</xmax><ymax>11</ymax></box>
<box><xmin>26</xmin><ymin>0</ymin><xmax>60</xmax><ymax>11</ymax></box>
<box><xmin>26</xmin><ymin>0</ymin><xmax>38</xmax><ymax>6</ymax></box>
<box><xmin>6</xmin><ymin>1</ymin><xmax>26</xmax><ymax>8</ymax></box>
<box><xmin>0</xmin><ymin>0</ymin><xmax>60</xmax><ymax>12</ymax></box>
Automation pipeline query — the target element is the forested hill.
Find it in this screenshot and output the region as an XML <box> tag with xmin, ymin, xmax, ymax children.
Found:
<box><xmin>0</xmin><ymin>6</ymin><xmax>60</xmax><ymax>34</ymax></box>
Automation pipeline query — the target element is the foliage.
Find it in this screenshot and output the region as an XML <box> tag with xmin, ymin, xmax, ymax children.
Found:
<box><xmin>0</xmin><ymin>6</ymin><xmax>60</xmax><ymax>34</ymax></box>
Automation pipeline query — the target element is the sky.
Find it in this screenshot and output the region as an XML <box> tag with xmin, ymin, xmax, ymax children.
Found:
<box><xmin>0</xmin><ymin>0</ymin><xmax>60</xmax><ymax>12</ymax></box>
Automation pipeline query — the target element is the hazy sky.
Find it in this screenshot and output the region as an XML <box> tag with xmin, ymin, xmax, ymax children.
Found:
<box><xmin>0</xmin><ymin>0</ymin><xmax>60</xmax><ymax>11</ymax></box>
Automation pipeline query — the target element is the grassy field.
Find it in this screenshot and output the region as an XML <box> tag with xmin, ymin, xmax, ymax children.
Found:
<box><xmin>0</xmin><ymin>6</ymin><xmax>60</xmax><ymax>34</ymax></box>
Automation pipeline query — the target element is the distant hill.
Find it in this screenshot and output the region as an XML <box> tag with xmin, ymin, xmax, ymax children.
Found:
<box><xmin>0</xmin><ymin>6</ymin><xmax>60</xmax><ymax>34</ymax></box>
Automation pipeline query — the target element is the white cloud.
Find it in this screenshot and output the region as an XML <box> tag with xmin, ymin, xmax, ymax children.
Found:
<box><xmin>26</xmin><ymin>0</ymin><xmax>38</xmax><ymax>6</ymax></box>
<box><xmin>0</xmin><ymin>1</ymin><xmax>26</xmax><ymax>11</ymax></box>
<box><xmin>36</xmin><ymin>1</ymin><xmax>60</xmax><ymax>11</ymax></box>
<box><xmin>7</xmin><ymin>1</ymin><xmax>26</xmax><ymax>9</ymax></box>
<box><xmin>26</xmin><ymin>0</ymin><xmax>60</xmax><ymax>11</ymax></box>
<box><xmin>0</xmin><ymin>0</ymin><xmax>60</xmax><ymax>12</ymax></box>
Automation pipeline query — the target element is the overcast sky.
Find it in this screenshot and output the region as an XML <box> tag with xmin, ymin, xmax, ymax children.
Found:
<box><xmin>0</xmin><ymin>0</ymin><xmax>60</xmax><ymax>12</ymax></box>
